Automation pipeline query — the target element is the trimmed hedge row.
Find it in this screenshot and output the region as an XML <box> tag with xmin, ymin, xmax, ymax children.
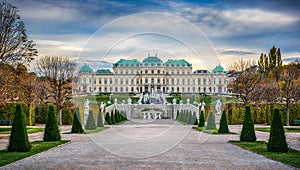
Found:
<box><xmin>225</xmin><ymin>104</ymin><xmax>300</xmax><ymax>125</ymax></box>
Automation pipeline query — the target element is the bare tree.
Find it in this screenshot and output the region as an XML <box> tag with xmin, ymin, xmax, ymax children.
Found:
<box><xmin>0</xmin><ymin>1</ymin><xmax>37</xmax><ymax>65</ymax></box>
<box><xmin>36</xmin><ymin>56</ymin><xmax>77</xmax><ymax>125</ymax></box>
<box><xmin>227</xmin><ymin>58</ymin><xmax>256</xmax><ymax>72</ymax></box>
<box><xmin>228</xmin><ymin>66</ymin><xmax>262</xmax><ymax>106</ymax></box>
<box><xmin>278</xmin><ymin>64</ymin><xmax>300</xmax><ymax>125</ymax></box>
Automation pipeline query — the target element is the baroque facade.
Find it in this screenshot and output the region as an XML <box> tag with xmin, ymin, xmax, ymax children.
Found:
<box><xmin>75</xmin><ymin>54</ymin><xmax>228</xmax><ymax>94</ymax></box>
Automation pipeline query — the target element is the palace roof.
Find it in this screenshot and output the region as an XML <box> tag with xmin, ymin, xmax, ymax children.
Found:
<box><xmin>142</xmin><ymin>54</ymin><xmax>163</xmax><ymax>66</ymax></box>
<box><xmin>165</xmin><ymin>59</ymin><xmax>191</xmax><ymax>67</ymax></box>
<box><xmin>212</xmin><ymin>64</ymin><xmax>225</xmax><ymax>73</ymax></box>
<box><xmin>95</xmin><ymin>69</ymin><xmax>112</xmax><ymax>74</ymax></box>
<box><xmin>80</xmin><ymin>64</ymin><xmax>93</xmax><ymax>73</ymax></box>
<box><xmin>113</xmin><ymin>59</ymin><xmax>141</xmax><ymax>67</ymax></box>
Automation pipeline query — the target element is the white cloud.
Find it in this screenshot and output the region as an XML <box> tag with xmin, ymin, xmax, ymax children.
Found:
<box><xmin>168</xmin><ymin>2</ymin><xmax>299</xmax><ymax>37</ymax></box>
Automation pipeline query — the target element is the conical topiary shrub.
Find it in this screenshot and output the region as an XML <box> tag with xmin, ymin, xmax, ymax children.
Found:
<box><xmin>8</xmin><ymin>103</ymin><xmax>31</xmax><ymax>152</ymax></box>
<box><xmin>240</xmin><ymin>106</ymin><xmax>256</xmax><ymax>142</ymax></box>
<box><xmin>44</xmin><ymin>105</ymin><xmax>61</xmax><ymax>141</ymax></box>
<box><xmin>71</xmin><ymin>108</ymin><xmax>84</xmax><ymax>133</ymax></box>
<box><xmin>105</xmin><ymin>112</ymin><xmax>111</xmax><ymax>125</ymax></box>
<box><xmin>85</xmin><ymin>110</ymin><xmax>96</xmax><ymax>130</ymax></box>
<box><xmin>267</xmin><ymin>108</ymin><xmax>288</xmax><ymax>152</ymax></box>
<box><xmin>97</xmin><ymin>110</ymin><xmax>104</xmax><ymax>127</ymax></box>
<box><xmin>193</xmin><ymin>113</ymin><xmax>198</xmax><ymax>125</ymax></box>
<box><xmin>206</xmin><ymin>112</ymin><xmax>216</xmax><ymax>130</ymax></box>
<box><xmin>218</xmin><ymin>110</ymin><xmax>229</xmax><ymax>133</ymax></box>
<box><xmin>115</xmin><ymin>111</ymin><xmax>119</xmax><ymax>123</ymax></box>
<box><xmin>198</xmin><ymin>111</ymin><xmax>205</xmax><ymax>127</ymax></box>
<box><xmin>111</xmin><ymin>111</ymin><xmax>115</xmax><ymax>124</ymax></box>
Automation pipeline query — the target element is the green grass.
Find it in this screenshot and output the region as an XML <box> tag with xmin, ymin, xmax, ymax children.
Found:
<box><xmin>113</xmin><ymin>120</ymin><xmax>128</xmax><ymax>125</ymax></box>
<box><xmin>84</xmin><ymin>127</ymin><xmax>108</xmax><ymax>134</ymax></box>
<box><xmin>0</xmin><ymin>140</ymin><xmax>69</xmax><ymax>167</ymax></box>
<box><xmin>0</xmin><ymin>127</ymin><xmax>44</xmax><ymax>134</ymax></box>
<box><xmin>193</xmin><ymin>126</ymin><xmax>219</xmax><ymax>134</ymax></box>
<box><xmin>255</xmin><ymin>127</ymin><xmax>300</xmax><ymax>133</ymax></box>
<box><xmin>193</xmin><ymin>126</ymin><xmax>236</xmax><ymax>134</ymax></box>
<box><xmin>230</xmin><ymin>141</ymin><xmax>300</xmax><ymax>169</ymax></box>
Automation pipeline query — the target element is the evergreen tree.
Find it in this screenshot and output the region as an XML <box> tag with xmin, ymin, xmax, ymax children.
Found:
<box><xmin>198</xmin><ymin>111</ymin><xmax>205</xmax><ymax>127</ymax></box>
<box><xmin>71</xmin><ymin>107</ymin><xmax>84</xmax><ymax>133</ymax></box>
<box><xmin>185</xmin><ymin>111</ymin><xmax>190</xmax><ymax>123</ymax></box>
<box><xmin>240</xmin><ymin>106</ymin><xmax>256</xmax><ymax>142</ymax></box>
<box><xmin>85</xmin><ymin>110</ymin><xmax>96</xmax><ymax>130</ymax></box>
<box><xmin>114</xmin><ymin>110</ymin><xmax>119</xmax><ymax>123</ymax></box>
<box><xmin>105</xmin><ymin>112</ymin><xmax>112</xmax><ymax>125</ymax></box>
<box><xmin>111</xmin><ymin>111</ymin><xmax>115</xmax><ymax>124</ymax></box>
<box><xmin>193</xmin><ymin>112</ymin><xmax>198</xmax><ymax>125</ymax></box>
<box><xmin>176</xmin><ymin>110</ymin><xmax>179</xmax><ymax>120</ymax></box>
<box><xmin>97</xmin><ymin>110</ymin><xmax>104</xmax><ymax>127</ymax></box>
<box><xmin>218</xmin><ymin>110</ymin><xmax>229</xmax><ymax>133</ymax></box>
<box><xmin>8</xmin><ymin>103</ymin><xmax>31</xmax><ymax>152</ymax></box>
<box><xmin>267</xmin><ymin>108</ymin><xmax>288</xmax><ymax>152</ymax></box>
<box><xmin>206</xmin><ymin>112</ymin><xmax>216</xmax><ymax>130</ymax></box>
<box><xmin>44</xmin><ymin>105</ymin><xmax>61</xmax><ymax>141</ymax></box>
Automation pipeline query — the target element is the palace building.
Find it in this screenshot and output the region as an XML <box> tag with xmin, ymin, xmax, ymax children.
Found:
<box><xmin>75</xmin><ymin>54</ymin><xmax>228</xmax><ymax>94</ymax></box>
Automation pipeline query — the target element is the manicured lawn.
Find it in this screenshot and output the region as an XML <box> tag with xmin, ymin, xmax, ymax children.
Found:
<box><xmin>84</xmin><ymin>127</ymin><xmax>108</xmax><ymax>134</ymax></box>
<box><xmin>230</xmin><ymin>141</ymin><xmax>300</xmax><ymax>169</ymax></box>
<box><xmin>193</xmin><ymin>126</ymin><xmax>219</xmax><ymax>134</ymax></box>
<box><xmin>0</xmin><ymin>127</ymin><xmax>44</xmax><ymax>134</ymax></box>
<box><xmin>0</xmin><ymin>140</ymin><xmax>70</xmax><ymax>167</ymax></box>
<box><xmin>193</xmin><ymin>126</ymin><xmax>236</xmax><ymax>134</ymax></box>
<box><xmin>113</xmin><ymin>120</ymin><xmax>128</xmax><ymax>125</ymax></box>
<box><xmin>255</xmin><ymin>127</ymin><xmax>300</xmax><ymax>133</ymax></box>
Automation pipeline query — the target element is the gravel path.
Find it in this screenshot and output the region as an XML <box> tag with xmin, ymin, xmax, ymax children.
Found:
<box><xmin>1</xmin><ymin>120</ymin><xmax>298</xmax><ymax>170</ymax></box>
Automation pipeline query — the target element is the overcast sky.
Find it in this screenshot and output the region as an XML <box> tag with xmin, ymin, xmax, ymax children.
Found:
<box><xmin>10</xmin><ymin>0</ymin><xmax>300</xmax><ymax>70</ymax></box>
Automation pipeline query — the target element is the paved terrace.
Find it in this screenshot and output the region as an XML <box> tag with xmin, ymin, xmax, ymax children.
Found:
<box><xmin>1</xmin><ymin>120</ymin><xmax>299</xmax><ymax>170</ymax></box>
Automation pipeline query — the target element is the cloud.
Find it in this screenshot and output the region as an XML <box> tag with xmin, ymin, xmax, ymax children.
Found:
<box><xmin>168</xmin><ymin>2</ymin><xmax>299</xmax><ymax>37</ymax></box>
<box><xmin>221</xmin><ymin>50</ymin><xmax>255</xmax><ymax>55</ymax></box>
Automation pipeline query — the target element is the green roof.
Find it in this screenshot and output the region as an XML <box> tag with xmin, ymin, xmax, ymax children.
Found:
<box><xmin>95</xmin><ymin>69</ymin><xmax>112</xmax><ymax>74</ymax></box>
<box><xmin>212</xmin><ymin>64</ymin><xmax>225</xmax><ymax>73</ymax></box>
<box><xmin>164</xmin><ymin>59</ymin><xmax>191</xmax><ymax>67</ymax></box>
<box><xmin>114</xmin><ymin>59</ymin><xmax>141</xmax><ymax>67</ymax></box>
<box><xmin>142</xmin><ymin>54</ymin><xmax>163</xmax><ymax>66</ymax></box>
<box><xmin>80</xmin><ymin>64</ymin><xmax>93</xmax><ymax>73</ymax></box>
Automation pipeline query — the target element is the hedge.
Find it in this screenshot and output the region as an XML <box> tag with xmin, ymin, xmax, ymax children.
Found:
<box><xmin>225</xmin><ymin>103</ymin><xmax>300</xmax><ymax>125</ymax></box>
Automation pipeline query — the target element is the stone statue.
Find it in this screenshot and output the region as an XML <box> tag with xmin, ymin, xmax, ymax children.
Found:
<box><xmin>84</xmin><ymin>99</ymin><xmax>90</xmax><ymax>124</ymax></box>
<box><xmin>114</xmin><ymin>98</ymin><xmax>117</xmax><ymax>104</ymax></box>
<box><xmin>100</xmin><ymin>102</ymin><xmax>105</xmax><ymax>113</ymax></box>
<box><xmin>127</xmin><ymin>97</ymin><xmax>132</xmax><ymax>104</ymax></box>
<box><xmin>201</xmin><ymin>101</ymin><xmax>206</xmax><ymax>113</ymax></box>
<box><xmin>173</xmin><ymin>98</ymin><xmax>177</xmax><ymax>105</ymax></box>
<box><xmin>187</xmin><ymin>98</ymin><xmax>190</xmax><ymax>104</ymax></box>
<box><xmin>215</xmin><ymin>99</ymin><xmax>222</xmax><ymax>114</ymax></box>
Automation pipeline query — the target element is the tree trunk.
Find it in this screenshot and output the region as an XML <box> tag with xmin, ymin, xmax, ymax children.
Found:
<box><xmin>286</xmin><ymin>106</ymin><xmax>290</xmax><ymax>126</ymax></box>
<box><xmin>58</xmin><ymin>109</ymin><xmax>62</xmax><ymax>126</ymax></box>
<box><xmin>285</xmin><ymin>100</ymin><xmax>290</xmax><ymax>126</ymax></box>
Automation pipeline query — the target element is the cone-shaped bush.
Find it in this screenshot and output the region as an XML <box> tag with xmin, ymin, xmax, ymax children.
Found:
<box><xmin>85</xmin><ymin>110</ymin><xmax>96</xmax><ymax>130</ymax></box>
<box><xmin>111</xmin><ymin>112</ymin><xmax>115</xmax><ymax>124</ymax></box>
<box><xmin>105</xmin><ymin>112</ymin><xmax>111</xmax><ymax>125</ymax></box>
<box><xmin>176</xmin><ymin>111</ymin><xmax>179</xmax><ymax>120</ymax></box>
<box><xmin>71</xmin><ymin>107</ymin><xmax>84</xmax><ymax>133</ymax></box>
<box><xmin>44</xmin><ymin>105</ymin><xmax>61</xmax><ymax>141</ymax></box>
<box><xmin>8</xmin><ymin>103</ymin><xmax>31</xmax><ymax>152</ymax></box>
<box><xmin>115</xmin><ymin>111</ymin><xmax>119</xmax><ymax>123</ymax></box>
<box><xmin>218</xmin><ymin>110</ymin><xmax>229</xmax><ymax>133</ymax></box>
<box><xmin>193</xmin><ymin>113</ymin><xmax>198</xmax><ymax>125</ymax></box>
<box><xmin>189</xmin><ymin>112</ymin><xmax>194</xmax><ymax>125</ymax></box>
<box><xmin>97</xmin><ymin>111</ymin><xmax>104</xmax><ymax>127</ymax></box>
<box><xmin>240</xmin><ymin>106</ymin><xmax>256</xmax><ymax>142</ymax></box>
<box><xmin>206</xmin><ymin>112</ymin><xmax>216</xmax><ymax>130</ymax></box>
<box><xmin>198</xmin><ymin>111</ymin><xmax>205</xmax><ymax>127</ymax></box>
<box><xmin>267</xmin><ymin>108</ymin><xmax>288</xmax><ymax>152</ymax></box>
